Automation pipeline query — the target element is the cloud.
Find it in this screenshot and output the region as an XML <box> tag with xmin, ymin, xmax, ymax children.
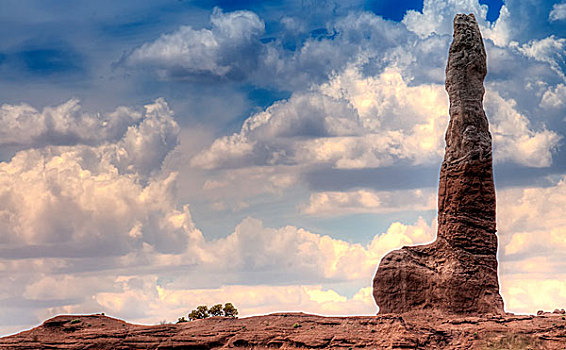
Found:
<box><xmin>95</xmin><ymin>283</ymin><xmax>376</xmax><ymax>325</ymax></box>
<box><xmin>122</xmin><ymin>8</ymin><xmax>412</xmax><ymax>90</ymax></box>
<box><xmin>301</xmin><ymin>188</ymin><xmax>436</xmax><ymax>216</ymax></box>
<box><xmin>0</xmin><ymin>99</ymin><xmax>187</xmax><ymax>257</ymax></box>
<box><xmin>253</xmin><ymin>11</ymin><xmax>410</xmax><ymax>90</ymax></box>
<box><xmin>402</xmin><ymin>0</ymin><xmax>488</xmax><ymax>38</ymax></box>
<box><xmin>482</xmin><ymin>5</ymin><xmax>512</xmax><ymax>46</ymax></box>
<box><xmin>0</xmin><ymin>210</ymin><xmax>435</xmax><ymax>332</ymax></box>
<box><xmin>495</xmin><ymin>176</ymin><xmax>566</xmax><ymax>312</ymax></box>
<box><xmin>0</xmin><ymin>99</ymin><xmax>142</xmax><ymax>149</ymax></box>
<box><xmin>549</xmin><ymin>2</ymin><xmax>566</xmax><ymax>22</ymax></box>
<box><xmin>514</xmin><ymin>35</ymin><xmax>566</xmax><ymax>79</ymax></box>
<box><xmin>540</xmin><ymin>83</ymin><xmax>566</xmax><ymax>109</ymax></box>
<box><xmin>122</xmin><ymin>8</ymin><xmax>265</xmax><ymax>80</ymax></box>
<box><xmin>111</xmin><ymin>98</ymin><xmax>180</xmax><ymax>177</ymax></box>
<box><xmin>192</xmin><ymin>62</ymin><xmax>560</xmax><ymax>171</ymax></box>
<box><xmin>200</xmin><ymin>166</ymin><xmax>299</xmax><ymax>202</ymax></box>
<box><xmin>485</xmin><ymin>90</ymin><xmax>561</xmax><ymax>167</ymax></box>
<box><xmin>207</xmin><ymin>216</ymin><xmax>434</xmax><ymax>282</ymax></box>
<box><xmin>498</xmin><ymin>176</ymin><xmax>566</xmax><ymax>255</ymax></box>
<box><xmin>191</xmin><ymin>64</ymin><xmax>449</xmax><ymax>170</ymax></box>
<box><xmin>501</xmin><ymin>275</ymin><xmax>566</xmax><ymax>314</ymax></box>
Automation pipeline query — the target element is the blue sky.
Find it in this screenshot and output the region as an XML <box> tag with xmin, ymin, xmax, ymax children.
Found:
<box><xmin>1</xmin><ymin>0</ymin><xmax>566</xmax><ymax>335</ymax></box>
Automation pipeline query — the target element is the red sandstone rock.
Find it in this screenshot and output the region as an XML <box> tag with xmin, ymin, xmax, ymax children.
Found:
<box><xmin>1</xmin><ymin>312</ymin><xmax>565</xmax><ymax>349</ymax></box>
<box><xmin>373</xmin><ymin>13</ymin><xmax>505</xmax><ymax>315</ymax></box>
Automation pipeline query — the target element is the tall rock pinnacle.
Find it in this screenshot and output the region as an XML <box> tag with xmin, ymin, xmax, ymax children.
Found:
<box><xmin>372</xmin><ymin>14</ymin><xmax>505</xmax><ymax>315</ymax></box>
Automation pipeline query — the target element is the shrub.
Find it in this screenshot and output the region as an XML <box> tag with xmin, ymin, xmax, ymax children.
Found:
<box><xmin>188</xmin><ymin>305</ymin><xmax>209</xmax><ymax>320</ymax></box>
<box><xmin>186</xmin><ymin>303</ymin><xmax>238</xmax><ymax>321</ymax></box>
<box><xmin>209</xmin><ymin>304</ymin><xmax>223</xmax><ymax>316</ymax></box>
<box><xmin>223</xmin><ymin>303</ymin><xmax>238</xmax><ymax>318</ymax></box>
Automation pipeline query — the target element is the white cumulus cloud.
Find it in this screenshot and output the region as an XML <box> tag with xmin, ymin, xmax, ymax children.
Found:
<box><xmin>402</xmin><ymin>0</ymin><xmax>488</xmax><ymax>38</ymax></box>
<box><xmin>0</xmin><ymin>99</ymin><xmax>142</xmax><ymax>149</ymax></box>
<box><xmin>0</xmin><ymin>99</ymin><xmax>189</xmax><ymax>256</ymax></box>
<box><xmin>515</xmin><ymin>35</ymin><xmax>566</xmax><ymax>79</ymax></box>
<box><xmin>549</xmin><ymin>2</ymin><xmax>566</xmax><ymax>21</ymax></box>
<box><xmin>496</xmin><ymin>176</ymin><xmax>566</xmax><ymax>313</ymax></box>
<box><xmin>540</xmin><ymin>83</ymin><xmax>566</xmax><ymax>110</ymax></box>
<box><xmin>485</xmin><ymin>90</ymin><xmax>561</xmax><ymax>167</ymax></box>
<box><xmin>193</xmin><ymin>63</ymin><xmax>560</xmax><ymax>171</ymax></box>
<box><xmin>123</xmin><ymin>8</ymin><xmax>265</xmax><ymax>80</ymax></box>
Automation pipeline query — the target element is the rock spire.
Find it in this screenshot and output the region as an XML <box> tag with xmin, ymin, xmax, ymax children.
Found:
<box><xmin>372</xmin><ymin>13</ymin><xmax>505</xmax><ymax>315</ymax></box>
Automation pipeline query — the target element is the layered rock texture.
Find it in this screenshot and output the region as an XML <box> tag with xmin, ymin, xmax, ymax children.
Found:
<box><xmin>2</xmin><ymin>312</ymin><xmax>566</xmax><ymax>349</ymax></box>
<box><xmin>373</xmin><ymin>13</ymin><xmax>505</xmax><ymax>315</ymax></box>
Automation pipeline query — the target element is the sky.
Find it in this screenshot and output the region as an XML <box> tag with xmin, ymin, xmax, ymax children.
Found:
<box><xmin>0</xmin><ymin>0</ymin><xmax>565</xmax><ymax>335</ymax></box>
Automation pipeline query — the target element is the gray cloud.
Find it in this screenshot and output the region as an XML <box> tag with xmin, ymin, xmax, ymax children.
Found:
<box><xmin>0</xmin><ymin>99</ymin><xmax>141</xmax><ymax>149</ymax></box>
<box><xmin>122</xmin><ymin>8</ymin><xmax>265</xmax><ymax>81</ymax></box>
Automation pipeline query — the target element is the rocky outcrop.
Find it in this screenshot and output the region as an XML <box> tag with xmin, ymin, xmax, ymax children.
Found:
<box><xmin>372</xmin><ymin>13</ymin><xmax>505</xmax><ymax>315</ymax></box>
<box><xmin>2</xmin><ymin>312</ymin><xmax>566</xmax><ymax>349</ymax></box>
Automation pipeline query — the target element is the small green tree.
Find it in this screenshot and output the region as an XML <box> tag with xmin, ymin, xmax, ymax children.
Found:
<box><xmin>223</xmin><ymin>303</ymin><xmax>238</xmax><ymax>318</ymax></box>
<box><xmin>209</xmin><ymin>304</ymin><xmax>223</xmax><ymax>316</ymax></box>
<box><xmin>185</xmin><ymin>303</ymin><xmax>238</xmax><ymax>321</ymax></box>
<box><xmin>188</xmin><ymin>305</ymin><xmax>209</xmax><ymax>320</ymax></box>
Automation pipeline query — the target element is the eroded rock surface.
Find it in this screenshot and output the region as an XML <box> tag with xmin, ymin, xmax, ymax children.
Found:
<box><xmin>372</xmin><ymin>13</ymin><xmax>505</xmax><ymax>315</ymax></box>
<box><xmin>2</xmin><ymin>313</ymin><xmax>566</xmax><ymax>349</ymax></box>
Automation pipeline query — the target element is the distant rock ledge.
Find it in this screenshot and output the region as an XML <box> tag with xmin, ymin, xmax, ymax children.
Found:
<box><xmin>1</xmin><ymin>312</ymin><xmax>566</xmax><ymax>349</ymax></box>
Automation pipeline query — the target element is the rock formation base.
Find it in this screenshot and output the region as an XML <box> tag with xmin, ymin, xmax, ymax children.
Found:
<box><xmin>2</xmin><ymin>312</ymin><xmax>566</xmax><ymax>349</ymax></box>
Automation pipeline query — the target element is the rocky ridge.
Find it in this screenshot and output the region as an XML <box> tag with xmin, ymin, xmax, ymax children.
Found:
<box><xmin>373</xmin><ymin>13</ymin><xmax>505</xmax><ymax>315</ymax></box>
<box><xmin>1</xmin><ymin>312</ymin><xmax>566</xmax><ymax>349</ymax></box>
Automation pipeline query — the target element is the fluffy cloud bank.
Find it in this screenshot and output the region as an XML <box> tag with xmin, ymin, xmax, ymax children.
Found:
<box><xmin>192</xmin><ymin>63</ymin><xmax>559</xmax><ymax>171</ymax></box>
<box><xmin>0</xmin><ymin>99</ymin><xmax>185</xmax><ymax>257</ymax></box>
<box><xmin>1</xmin><ymin>192</ymin><xmax>435</xmax><ymax>332</ymax></box>
<box><xmin>0</xmin><ymin>97</ymin><xmax>563</xmax><ymax>335</ymax></box>
<box><xmin>403</xmin><ymin>0</ymin><xmax>488</xmax><ymax>38</ymax></box>
<box><xmin>496</xmin><ymin>177</ymin><xmax>566</xmax><ymax>313</ymax></box>
<box><xmin>11</xmin><ymin>170</ymin><xmax>566</xmax><ymax>329</ymax></box>
<box><xmin>0</xmin><ymin>96</ymin><xmax>439</xmax><ymax>334</ymax></box>
<box><xmin>123</xmin><ymin>8</ymin><xmax>265</xmax><ymax>80</ymax></box>
<box><xmin>0</xmin><ymin>99</ymin><xmax>141</xmax><ymax>149</ymax></box>
<box><xmin>122</xmin><ymin>9</ymin><xmax>409</xmax><ymax>89</ymax></box>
